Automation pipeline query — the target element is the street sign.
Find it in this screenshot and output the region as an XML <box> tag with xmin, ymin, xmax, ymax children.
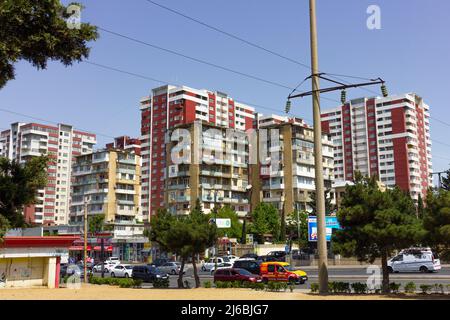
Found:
<box><xmin>214</xmin><ymin>218</ymin><xmax>231</xmax><ymax>229</ymax></box>
<box><xmin>308</xmin><ymin>216</ymin><xmax>341</xmax><ymax>242</ymax></box>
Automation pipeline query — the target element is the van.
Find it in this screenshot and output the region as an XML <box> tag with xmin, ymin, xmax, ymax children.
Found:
<box><xmin>388</xmin><ymin>248</ymin><xmax>441</xmax><ymax>273</ymax></box>
<box><xmin>233</xmin><ymin>259</ymin><xmax>260</xmax><ymax>275</ymax></box>
<box><xmin>259</xmin><ymin>262</ymin><xmax>308</xmax><ymax>284</ymax></box>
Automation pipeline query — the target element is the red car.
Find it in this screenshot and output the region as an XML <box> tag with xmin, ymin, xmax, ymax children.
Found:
<box><xmin>213</xmin><ymin>268</ymin><xmax>262</xmax><ymax>283</ymax></box>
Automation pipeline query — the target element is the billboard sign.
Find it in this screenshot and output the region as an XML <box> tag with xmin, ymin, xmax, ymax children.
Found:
<box><xmin>213</xmin><ymin>218</ymin><xmax>231</xmax><ymax>229</ymax></box>
<box><xmin>308</xmin><ymin>216</ymin><xmax>341</xmax><ymax>242</ymax></box>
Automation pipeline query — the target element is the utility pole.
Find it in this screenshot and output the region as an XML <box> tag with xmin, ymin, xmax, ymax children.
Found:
<box><xmin>214</xmin><ymin>190</ymin><xmax>218</xmax><ymax>273</ymax></box>
<box><xmin>83</xmin><ymin>199</ymin><xmax>88</xmax><ymax>284</ymax></box>
<box><xmin>309</xmin><ymin>0</ymin><xmax>328</xmax><ymax>294</ymax></box>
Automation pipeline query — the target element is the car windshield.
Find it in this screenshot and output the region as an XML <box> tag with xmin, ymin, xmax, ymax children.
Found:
<box><xmin>125</xmin><ymin>266</ymin><xmax>133</xmax><ymax>269</ymax></box>
<box><xmin>222</xmin><ymin>257</ymin><xmax>230</xmax><ymax>262</ymax></box>
<box><xmin>237</xmin><ymin>269</ymin><xmax>252</xmax><ymax>276</ymax></box>
<box><xmin>284</xmin><ymin>265</ymin><xmax>295</xmax><ymax>271</ymax></box>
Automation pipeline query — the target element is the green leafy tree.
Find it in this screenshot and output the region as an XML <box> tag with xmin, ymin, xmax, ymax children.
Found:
<box><xmin>0</xmin><ymin>156</ymin><xmax>48</xmax><ymax>239</ymax></box>
<box><xmin>417</xmin><ymin>194</ymin><xmax>425</xmax><ymax>220</ymax></box>
<box><xmin>188</xmin><ymin>203</ymin><xmax>216</xmax><ymax>288</ymax></box>
<box><xmin>211</xmin><ymin>205</ymin><xmax>242</xmax><ymax>239</ymax></box>
<box><xmin>308</xmin><ymin>189</ymin><xmax>335</xmax><ymax>215</ymax></box>
<box><xmin>286</xmin><ymin>210</ymin><xmax>309</xmax><ymax>249</ymax></box>
<box><xmin>423</xmin><ymin>189</ymin><xmax>450</xmax><ymax>261</ymax></box>
<box><xmin>0</xmin><ymin>0</ymin><xmax>98</xmax><ymax>89</ymax></box>
<box><xmin>149</xmin><ymin>209</ymin><xmax>191</xmax><ymax>288</ymax></box>
<box><xmin>442</xmin><ymin>169</ymin><xmax>450</xmax><ymax>191</ymax></box>
<box><xmin>332</xmin><ymin>173</ymin><xmax>424</xmax><ymax>294</ymax></box>
<box><xmin>249</xmin><ymin>203</ymin><xmax>280</xmax><ymax>244</ymax></box>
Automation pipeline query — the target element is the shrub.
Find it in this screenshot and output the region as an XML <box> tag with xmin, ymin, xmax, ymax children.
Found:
<box><xmin>310</xmin><ymin>283</ymin><xmax>319</xmax><ymax>293</ymax></box>
<box><xmin>231</xmin><ymin>281</ymin><xmax>242</xmax><ymax>288</ymax></box>
<box><xmin>433</xmin><ymin>283</ymin><xmax>444</xmax><ymax>294</ymax></box>
<box><xmin>351</xmin><ymin>282</ymin><xmax>368</xmax><ymax>294</ymax></box>
<box><xmin>118</xmin><ymin>278</ymin><xmax>135</xmax><ymax>288</ymax></box>
<box><xmin>420</xmin><ymin>284</ymin><xmax>432</xmax><ymax>294</ymax></box>
<box><xmin>203</xmin><ymin>281</ymin><xmax>212</xmax><ymax>288</ymax></box>
<box><xmin>133</xmin><ymin>279</ymin><xmax>143</xmax><ymax>288</ymax></box>
<box><xmin>328</xmin><ymin>281</ymin><xmax>351</xmax><ymax>294</ymax></box>
<box><xmin>215</xmin><ymin>281</ymin><xmax>231</xmax><ymax>289</ymax></box>
<box><xmin>389</xmin><ymin>282</ymin><xmax>401</xmax><ymax>294</ymax></box>
<box><xmin>404</xmin><ymin>282</ymin><xmax>416</xmax><ymax>294</ymax></box>
<box><xmin>250</xmin><ymin>282</ymin><xmax>266</xmax><ymax>291</ymax></box>
<box><xmin>153</xmin><ymin>278</ymin><xmax>169</xmax><ymax>288</ymax></box>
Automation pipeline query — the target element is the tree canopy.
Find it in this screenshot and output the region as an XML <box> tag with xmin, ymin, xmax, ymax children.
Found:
<box><xmin>423</xmin><ymin>189</ymin><xmax>450</xmax><ymax>260</ymax></box>
<box><xmin>249</xmin><ymin>203</ymin><xmax>280</xmax><ymax>244</ymax></box>
<box><xmin>0</xmin><ymin>156</ymin><xmax>48</xmax><ymax>238</ymax></box>
<box><xmin>0</xmin><ymin>0</ymin><xmax>98</xmax><ymax>88</ymax></box>
<box><xmin>286</xmin><ymin>210</ymin><xmax>309</xmax><ymax>249</ymax></box>
<box><xmin>211</xmin><ymin>205</ymin><xmax>243</xmax><ymax>239</ymax></box>
<box><xmin>331</xmin><ymin>173</ymin><xmax>423</xmax><ymax>293</ymax></box>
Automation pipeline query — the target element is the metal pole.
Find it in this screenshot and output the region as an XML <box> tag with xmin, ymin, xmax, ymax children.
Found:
<box><xmin>309</xmin><ymin>0</ymin><xmax>328</xmax><ymax>294</ymax></box>
<box><xmin>83</xmin><ymin>200</ymin><xmax>88</xmax><ymax>284</ymax></box>
<box><xmin>214</xmin><ymin>191</ymin><xmax>218</xmax><ymax>273</ymax></box>
<box><xmin>297</xmin><ymin>210</ymin><xmax>301</xmax><ymax>249</ymax></box>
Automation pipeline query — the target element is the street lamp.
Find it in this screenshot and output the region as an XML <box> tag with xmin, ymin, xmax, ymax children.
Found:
<box><xmin>242</xmin><ymin>184</ymin><xmax>253</xmax><ymax>244</ymax></box>
<box><xmin>213</xmin><ymin>190</ymin><xmax>219</xmax><ymax>273</ymax></box>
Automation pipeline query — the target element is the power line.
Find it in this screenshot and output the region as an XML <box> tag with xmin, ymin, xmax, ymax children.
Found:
<box><xmin>98</xmin><ymin>27</ymin><xmax>295</xmax><ymax>91</ymax></box>
<box><xmin>0</xmin><ymin>107</ymin><xmax>115</xmax><ymax>139</ymax></box>
<box><xmin>141</xmin><ymin>0</ymin><xmax>383</xmax><ymax>97</ymax></box>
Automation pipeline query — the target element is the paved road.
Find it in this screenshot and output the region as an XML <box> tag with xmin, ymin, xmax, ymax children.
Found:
<box><xmin>92</xmin><ymin>265</ymin><xmax>450</xmax><ymax>289</ymax></box>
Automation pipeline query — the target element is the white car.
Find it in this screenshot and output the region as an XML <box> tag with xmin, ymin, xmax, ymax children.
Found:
<box><xmin>223</xmin><ymin>255</ymin><xmax>239</xmax><ymax>264</ymax></box>
<box><xmin>110</xmin><ymin>264</ymin><xmax>133</xmax><ymax>278</ymax></box>
<box><xmin>105</xmin><ymin>257</ymin><xmax>120</xmax><ymax>265</ymax></box>
<box><xmin>210</xmin><ymin>262</ymin><xmax>233</xmax><ymax>275</ymax></box>
<box><xmin>93</xmin><ymin>262</ymin><xmax>116</xmax><ymax>273</ymax></box>
<box><xmin>388</xmin><ymin>248</ymin><xmax>441</xmax><ymax>273</ymax></box>
<box><xmin>158</xmin><ymin>262</ymin><xmax>183</xmax><ymax>275</ymax></box>
<box><xmin>201</xmin><ymin>257</ymin><xmax>226</xmax><ymax>272</ymax></box>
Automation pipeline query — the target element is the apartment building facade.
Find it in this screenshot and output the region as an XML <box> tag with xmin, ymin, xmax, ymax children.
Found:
<box><xmin>165</xmin><ymin>121</ymin><xmax>251</xmax><ymax>217</ymax></box>
<box><xmin>140</xmin><ymin>85</ymin><xmax>256</xmax><ymax>220</ymax></box>
<box><xmin>250</xmin><ymin>115</ymin><xmax>335</xmax><ymax>216</ymax></box>
<box><xmin>0</xmin><ymin>122</ymin><xmax>96</xmax><ymax>225</ymax></box>
<box><xmin>321</xmin><ymin>93</ymin><xmax>432</xmax><ymax>200</ymax></box>
<box><xmin>70</xmin><ymin>148</ymin><xmax>146</xmax><ymax>260</ymax></box>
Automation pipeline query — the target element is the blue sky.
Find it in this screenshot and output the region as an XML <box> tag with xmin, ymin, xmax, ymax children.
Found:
<box><xmin>1</xmin><ymin>0</ymin><xmax>449</xmax><ymax>177</ymax></box>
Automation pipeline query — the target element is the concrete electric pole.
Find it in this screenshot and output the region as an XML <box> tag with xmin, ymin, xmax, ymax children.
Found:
<box><xmin>309</xmin><ymin>0</ymin><xmax>329</xmax><ymax>294</ymax></box>
<box><xmin>83</xmin><ymin>199</ymin><xmax>88</xmax><ymax>284</ymax></box>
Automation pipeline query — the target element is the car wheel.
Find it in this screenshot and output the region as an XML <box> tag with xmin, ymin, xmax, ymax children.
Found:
<box><xmin>420</xmin><ymin>266</ymin><xmax>428</xmax><ymax>273</ymax></box>
<box><xmin>171</xmin><ymin>270</ymin><xmax>177</xmax><ymax>275</ymax></box>
<box><xmin>288</xmin><ymin>277</ymin><xmax>296</xmax><ymax>285</ymax></box>
<box><xmin>125</xmin><ymin>274</ymin><xmax>129</xmax><ymax>278</ymax></box>
<box><xmin>111</xmin><ymin>273</ymin><xmax>115</xmax><ymax>278</ymax></box>
<box><xmin>201</xmin><ymin>266</ymin><xmax>206</xmax><ymax>272</ymax></box>
<box><xmin>262</xmin><ymin>278</ymin><xmax>268</xmax><ymax>284</ymax></box>
<box><xmin>387</xmin><ymin>266</ymin><xmax>393</xmax><ymax>273</ymax></box>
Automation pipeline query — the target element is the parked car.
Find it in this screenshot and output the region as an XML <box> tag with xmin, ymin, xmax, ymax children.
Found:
<box><xmin>256</xmin><ymin>255</ymin><xmax>278</xmax><ymax>263</ymax></box>
<box><xmin>201</xmin><ymin>257</ymin><xmax>226</xmax><ymax>272</ymax></box>
<box><xmin>105</xmin><ymin>257</ymin><xmax>120</xmax><ymax>265</ymax></box>
<box><xmin>240</xmin><ymin>253</ymin><xmax>258</xmax><ymax>260</ymax></box>
<box><xmin>214</xmin><ymin>268</ymin><xmax>262</xmax><ymax>283</ymax></box>
<box><xmin>233</xmin><ymin>259</ymin><xmax>261</xmax><ymax>275</ymax></box>
<box><xmin>158</xmin><ymin>262</ymin><xmax>184</xmax><ymax>275</ymax></box>
<box><xmin>110</xmin><ymin>264</ymin><xmax>133</xmax><ymax>278</ymax></box>
<box><xmin>93</xmin><ymin>262</ymin><xmax>115</xmax><ymax>273</ymax></box>
<box><xmin>266</xmin><ymin>251</ymin><xmax>287</xmax><ymax>262</ymax></box>
<box><xmin>259</xmin><ymin>262</ymin><xmax>308</xmax><ymax>284</ymax></box>
<box><xmin>388</xmin><ymin>248</ymin><xmax>441</xmax><ymax>273</ymax></box>
<box><xmin>222</xmin><ymin>255</ymin><xmax>239</xmax><ymax>264</ymax></box>
<box><xmin>150</xmin><ymin>258</ymin><xmax>170</xmax><ymax>267</ymax></box>
<box><xmin>210</xmin><ymin>262</ymin><xmax>233</xmax><ymax>275</ymax></box>
<box><xmin>132</xmin><ymin>265</ymin><xmax>169</xmax><ymax>283</ymax></box>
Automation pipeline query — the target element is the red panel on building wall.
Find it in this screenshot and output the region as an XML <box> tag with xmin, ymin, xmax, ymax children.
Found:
<box><xmin>392</xmin><ymin>137</ymin><xmax>410</xmax><ymax>192</ymax></box>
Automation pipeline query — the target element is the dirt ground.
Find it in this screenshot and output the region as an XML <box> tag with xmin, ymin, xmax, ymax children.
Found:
<box><xmin>0</xmin><ymin>284</ymin><xmax>439</xmax><ymax>300</ymax></box>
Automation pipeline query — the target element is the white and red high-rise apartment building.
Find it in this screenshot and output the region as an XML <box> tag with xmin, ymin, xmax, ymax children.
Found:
<box><xmin>321</xmin><ymin>93</ymin><xmax>432</xmax><ymax>200</ymax></box>
<box><xmin>140</xmin><ymin>85</ymin><xmax>256</xmax><ymax>220</ymax></box>
<box><xmin>0</xmin><ymin>122</ymin><xmax>96</xmax><ymax>225</ymax></box>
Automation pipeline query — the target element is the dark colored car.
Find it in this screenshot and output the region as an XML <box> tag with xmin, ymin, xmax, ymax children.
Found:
<box><xmin>132</xmin><ymin>265</ymin><xmax>169</xmax><ymax>283</ymax></box>
<box><xmin>266</xmin><ymin>251</ymin><xmax>287</xmax><ymax>262</ymax></box>
<box><xmin>150</xmin><ymin>258</ymin><xmax>170</xmax><ymax>267</ymax></box>
<box><xmin>233</xmin><ymin>259</ymin><xmax>261</xmax><ymax>275</ymax></box>
<box><xmin>240</xmin><ymin>253</ymin><xmax>259</xmax><ymax>260</ymax></box>
<box><xmin>214</xmin><ymin>268</ymin><xmax>262</xmax><ymax>283</ymax></box>
<box><xmin>256</xmin><ymin>255</ymin><xmax>278</xmax><ymax>263</ymax></box>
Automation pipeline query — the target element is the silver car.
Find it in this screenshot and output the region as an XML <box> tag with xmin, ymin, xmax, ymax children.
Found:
<box><xmin>158</xmin><ymin>262</ymin><xmax>183</xmax><ymax>275</ymax></box>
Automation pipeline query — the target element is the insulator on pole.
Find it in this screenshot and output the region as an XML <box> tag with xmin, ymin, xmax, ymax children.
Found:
<box><xmin>285</xmin><ymin>100</ymin><xmax>291</xmax><ymax>114</ymax></box>
<box><xmin>381</xmin><ymin>84</ymin><xmax>388</xmax><ymax>97</ymax></box>
<box><xmin>340</xmin><ymin>90</ymin><xmax>347</xmax><ymax>104</ymax></box>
